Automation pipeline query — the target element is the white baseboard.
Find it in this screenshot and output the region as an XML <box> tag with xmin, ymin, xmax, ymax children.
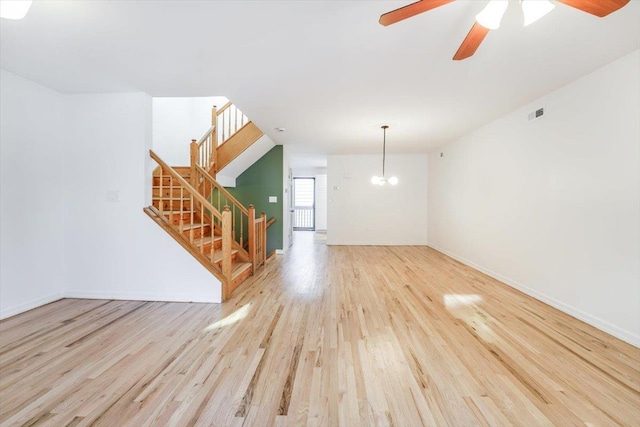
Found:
<box><xmin>64</xmin><ymin>290</ymin><xmax>220</xmax><ymax>304</ymax></box>
<box><xmin>0</xmin><ymin>292</ymin><xmax>64</xmax><ymax>320</ymax></box>
<box><xmin>276</xmin><ymin>249</ymin><xmax>285</xmax><ymax>255</ymax></box>
<box><xmin>428</xmin><ymin>244</ymin><xmax>640</xmax><ymax>348</ymax></box>
<box><xmin>326</xmin><ymin>240</ymin><xmax>429</xmax><ymax>246</ymax></box>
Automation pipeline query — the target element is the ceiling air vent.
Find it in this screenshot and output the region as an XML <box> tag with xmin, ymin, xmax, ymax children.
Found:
<box><xmin>528</xmin><ymin>107</ymin><xmax>545</xmax><ymax>121</ymax></box>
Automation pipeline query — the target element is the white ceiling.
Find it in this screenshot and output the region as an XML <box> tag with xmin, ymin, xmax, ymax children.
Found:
<box><xmin>2</xmin><ymin>0</ymin><xmax>639</xmax><ymax>164</ymax></box>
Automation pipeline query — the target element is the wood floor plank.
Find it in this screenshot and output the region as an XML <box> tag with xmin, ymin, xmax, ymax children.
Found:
<box><xmin>1</xmin><ymin>232</ymin><xmax>639</xmax><ymax>426</ymax></box>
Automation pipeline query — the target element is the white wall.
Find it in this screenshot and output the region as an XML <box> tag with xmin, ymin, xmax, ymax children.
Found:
<box><xmin>63</xmin><ymin>93</ymin><xmax>222</xmax><ymax>303</ymax></box>
<box><xmin>0</xmin><ymin>70</ymin><xmax>67</xmax><ymax>317</ymax></box>
<box><xmin>152</xmin><ymin>96</ymin><xmax>228</xmax><ymax>166</ymax></box>
<box><xmin>327</xmin><ymin>154</ymin><xmax>428</xmax><ymax>245</ymax></box>
<box><xmin>293</xmin><ymin>167</ymin><xmax>327</xmax><ymax>176</ymax></box>
<box><xmin>1</xmin><ymin>73</ymin><xmax>224</xmax><ymax>319</ymax></box>
<box><xmin>428</xmin><ymin>50</ymin><xmax>640</xmax><ymax>346</ymax></box>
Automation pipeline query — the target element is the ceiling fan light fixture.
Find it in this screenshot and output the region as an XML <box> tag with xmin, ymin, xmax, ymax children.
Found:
<box><xmin>475</xmin><ymin>0</ymin><xmax>509</xmax><ymax>29</ymax></box>
<box><xmin>0</xmin><ymin>0</ymin><xmax>32</xmax><ymax>20</ymax></box>
<box><xmin>380</xmin><ymin>0</ymin><xmax>630</xmax><ymax>60</ymax></box>
<box><xmin>522</xmin><ymin>0</ymin><xmax>555</xmax><ymax>26</ymax></box>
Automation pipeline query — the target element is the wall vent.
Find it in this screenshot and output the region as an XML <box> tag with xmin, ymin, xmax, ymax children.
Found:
<box><xmin>528</xmin><ymin>107</ymin><xmax>545</xmax><ymax>121</ymax></box>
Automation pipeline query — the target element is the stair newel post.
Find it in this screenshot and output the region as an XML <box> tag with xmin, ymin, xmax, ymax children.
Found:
<box><xmin>261</xmin><ymin>211</ymin><xmax>267</xmax><ymax>264</ymax></box>
<box><xmin>248</xmin><ymin>205</ymin><xmax>256</xmax><ymax>274</ymax></box>
<box><xmin>190</xmin><ymin>139</ymin><xmax>198</xmax><ymax>188</ymax></box>
<box><xmin>222</xmin><ymin>205</ymin><xmax>233</xmax><ymax>298</ymax></box>
<box><xmin>211</xmin><ymin>105</ymin><xmax>218</xmax><ymax>177</ymax></box>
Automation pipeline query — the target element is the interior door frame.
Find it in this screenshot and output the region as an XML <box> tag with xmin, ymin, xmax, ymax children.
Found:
<box><xmin>293</xmin><ymin>177</ymin><xmax>316</xmax><ymax>231</ymax></box>
<box><xmin>288</xmin><ymin>168</ymin><xmax>293</xmax><ymax>247</ymax></box>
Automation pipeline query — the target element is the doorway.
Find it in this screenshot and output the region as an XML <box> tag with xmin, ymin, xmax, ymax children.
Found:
<box><xmin>293</xmin><ymin>177</ymin><xmax>315</xmax><ymax>231</ymax></box>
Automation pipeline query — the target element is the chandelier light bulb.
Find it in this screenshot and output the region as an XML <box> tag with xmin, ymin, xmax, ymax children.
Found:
<box><xmin>475</xmin><ymin>0</ymin><xmax>509</xmax><ymax>29</ymax></box>
<box><xmin>388</xmin><ymin>176</ymin><xmax>399</xmax><ymax>186</ymax></box>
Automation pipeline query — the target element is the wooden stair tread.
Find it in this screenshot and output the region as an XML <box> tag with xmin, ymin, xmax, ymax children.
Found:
<box><xmin>153</xmin><ymin>196</ymin><xmax>192</xmax><ymax>200</ymax></box>
<box><xmin>211</xmin><ymin>249</ymin><xmax>238</xmax><ymax>264</ymax></box>
<box><xmin>152</xmin><ymin>186</ymin><xmax>192</xmax><ymax>190</ymax></box>
<box><xmin>160</xmin><ymin>210</ymin><xmax>196</xmax><ymax>215</ymax></box>
<box><xmin>161</xmin><ymin>210</ymin><xmax>196</xmax><ymax>215</ymax></box>
<box><xmin>187</xmin><ymin>245</ymin><xmax>238</xmax><ymax>264</ymax></box>
<box><xmin>190</xmin><ymin>236</ymin><xmax>222</xmax><ymax>247</ymax></box>
<box><xmin>179</xmin><ymin>223</ymin><xmax>211</xmax><ymax>230</ymax></box>
<box><xmin>231</xmin><ymin>262</ymin><xmax>252</xmax><ymax>278</ymax></box>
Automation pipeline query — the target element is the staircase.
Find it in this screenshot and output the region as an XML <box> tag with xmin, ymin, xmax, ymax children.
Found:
<box><xmin>144</xmin><ymin>103</ymin><xmax>267</xmax><ymax>301</ymax></box>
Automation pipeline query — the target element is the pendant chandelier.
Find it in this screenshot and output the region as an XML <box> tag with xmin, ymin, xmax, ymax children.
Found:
<box><xmin>371</xmin><ymin>125</ymin><xmax>398</xmax><ymax>186</ymax></box>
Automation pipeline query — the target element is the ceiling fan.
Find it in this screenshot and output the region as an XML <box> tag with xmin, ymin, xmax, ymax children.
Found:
<box><xmin>379</xmin><ymin>0</ymin><xmax>630</xmax><ymax>60</ymax></box>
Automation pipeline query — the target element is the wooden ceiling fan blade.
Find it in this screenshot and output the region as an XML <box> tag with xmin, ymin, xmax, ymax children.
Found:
<box><xmin>555</xmin><ymin>0</ymin><xmax>630</xmax><ymax>17</ymax></box>
<box><xmin>453</xmin><ymin>23</ymin><xmax>490</xmax><ymax>60</ymax></box>
<box><xmin>379</xmin><ymin>0</ymin><xmax>455</xmax><ymax>26</ymax></box>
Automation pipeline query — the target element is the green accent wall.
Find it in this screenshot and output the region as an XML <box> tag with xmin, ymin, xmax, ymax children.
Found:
<box><xmin>226</xmin><ymin>145</ymin><xmax>283</xmax><ymax>254</ymax></box>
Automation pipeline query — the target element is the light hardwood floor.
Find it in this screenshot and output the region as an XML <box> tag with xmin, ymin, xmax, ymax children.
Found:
<box><xmin>1</xmin><ymin>232</ymin><xmax>639</xmax><ymax>426</ymax></box>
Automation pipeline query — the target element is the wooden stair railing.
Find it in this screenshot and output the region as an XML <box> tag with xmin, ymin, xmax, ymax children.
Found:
<box><xmin>190</xmin><ymin>127</ymin><xmax>216</xmax><ymax>180</ymax></box>
<box><xmin>191</xmin><ymin>165</ymin><xmax>267</xmax><ymax>272</ymax></box>
<box><xmin>190</xmin><ymin>103</ymin><xmax>263</xmax><ymax>179</ymax></box>
<box><xmin>252</xmin><ymin>212</ymin><xmax>267</xmax><ymax>271</ymax></box>
<box><xmin>244</xmin><ymin>216</ymin><xmax>277</xmax><ymax>259</ymax></box>
<box><xmin>216</xmin><ymin>102</ymin><xmax>249</xmax><ymax>144</ymax></box>
<box><xmin>145</xmin><ymin>150</ymin><xmax>250</xmax><ymax>300</ymax></box>
<box><xmin>216</xmin><ymin>121</ymin><xmax>264</xmax><ymax>172</ymax></box>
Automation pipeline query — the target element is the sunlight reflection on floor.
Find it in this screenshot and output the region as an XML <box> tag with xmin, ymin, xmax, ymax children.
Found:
<box><xmin>204</xmin><ymin>303</ymin><xmax>251</xmax><ymax>331</ymax></box>
<box><xmin>444</xmin><ymin>294</ymin><xmax>497</xmax><ymax>343</ymax></box>
<box><xmin>443</xmin><ymin>294</ymin><xmax>483</xmax><ymax>308</ymax></box>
